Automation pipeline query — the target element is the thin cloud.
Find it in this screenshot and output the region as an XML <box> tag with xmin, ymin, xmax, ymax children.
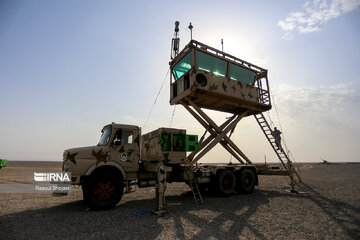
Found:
<box><xmin>272</xmin><ymin>82</ymin><xmax>358</xmax><ymax>126</ymax></box>
<box><xmin>278</xmin><ymin>0</ymin><xmax>360</xmax><ymax>39</ymax></box>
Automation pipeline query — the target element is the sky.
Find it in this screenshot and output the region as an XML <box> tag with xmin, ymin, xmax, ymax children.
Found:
<box><xmin>0</xmin><ymin>0</ymin><xmax>359</xmax><ymax>163</ymax></box>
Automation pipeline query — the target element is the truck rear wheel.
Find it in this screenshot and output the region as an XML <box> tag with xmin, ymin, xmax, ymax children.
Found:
<box><xmin>214</xmin><ymin>169</ymin><xmax>236</xmax><ymax>196</ymax></box>
<box><xmin>83</xmin><ymin>173</ymin><xmax>124</xmax><ymax>210</ymax></box>
<box><xmin>237</xmin><ymin>169</ymin><xmax>255</xmax><ymax>194</ymax></box>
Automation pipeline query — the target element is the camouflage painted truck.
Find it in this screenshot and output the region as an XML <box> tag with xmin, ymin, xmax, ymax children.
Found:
<box><xmin>61</xmin><ymin>37</ymin><xmax>269</xmax><ymax>211</ymax></box>
<box><xmin>63</xmin><ymin>124</ymin><xmax>259</xmax><ymax>211</ymax></box>
<box><xmin>61</xmin><ymin>23</ymin><xmax>301</xmax><ymax>212</ymax></box>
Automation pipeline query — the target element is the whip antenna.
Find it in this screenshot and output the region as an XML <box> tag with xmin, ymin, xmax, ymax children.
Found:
<box><xmin>188</xmin><ymin>22</ymin><xmax>193</xmax><ymax>40</ymax></box>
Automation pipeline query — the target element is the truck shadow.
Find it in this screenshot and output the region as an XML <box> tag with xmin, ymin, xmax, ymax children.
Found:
<box><xmin>0</xmin><ymin>189</ymin><xmax>284</xmax><ymax>240</ymax></box>
<box><xmin>0</xmin><ymin>189</ymin><xmax>287</xmax><ymax>239</ymax></box>
<box><xmin>163</xmin><ymin>184</ymin><xmax>360</xmax><ymax>240</ymax></box>
<box><xmin>1</xmin><ymin>185</ymin><xmax>359</xmax><ymax>239</ymax></box>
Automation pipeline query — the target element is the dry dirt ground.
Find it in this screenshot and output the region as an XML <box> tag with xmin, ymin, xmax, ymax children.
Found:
<box><xmin>0</xmin><ymin>161</ymin><xmax>359</xmax><ymax>240</ymax></box>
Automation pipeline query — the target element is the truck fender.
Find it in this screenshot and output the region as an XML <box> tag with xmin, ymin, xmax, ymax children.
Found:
<box><xmin>85</xmin><ymin>161</ymin><xmax>126</xmax><ymax>180</ymax></box>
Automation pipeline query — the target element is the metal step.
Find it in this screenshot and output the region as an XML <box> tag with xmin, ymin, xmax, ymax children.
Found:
<box><xmin>185</xmin><ymin>166</ymin><xmax>203</xmax><ymax>204</ymax></box>
<box><xmin>254</xmin><ymin>113</ymin><xmax>302</xmax><ymax>184</ymax></box>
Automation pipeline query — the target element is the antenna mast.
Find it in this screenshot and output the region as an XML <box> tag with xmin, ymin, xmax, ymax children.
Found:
<box><xmin>171</xmin><ymin>21</ymin><xmax>180</xmax><ymax>59</ymax></box>
<box><xmin>188</xmin><ymin>22</ymin><xmax>193</xmax><ymax>41</ymax></box>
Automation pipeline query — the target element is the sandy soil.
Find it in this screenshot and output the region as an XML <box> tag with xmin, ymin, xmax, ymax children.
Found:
<box><xmin>0</xmin><ymin>161</ymin><xmax>359</xmax><ymax>240</ymax></box>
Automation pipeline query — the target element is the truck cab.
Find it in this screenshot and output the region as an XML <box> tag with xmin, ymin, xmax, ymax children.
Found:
<box><xmin>63</xmin><ymin>123</ymin><xmax>140</xmax><ymax>185</ymax></box>
<box><xmin>62</xmin><ymin>123</ymin><xmax>142</xmax><ymax>209</ymax></box>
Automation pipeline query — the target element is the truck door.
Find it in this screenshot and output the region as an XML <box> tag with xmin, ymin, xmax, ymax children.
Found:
<box><xmin>110</xmin><ymin>127</ymin><xmax>140</xmax><ymax>172</ymax></box>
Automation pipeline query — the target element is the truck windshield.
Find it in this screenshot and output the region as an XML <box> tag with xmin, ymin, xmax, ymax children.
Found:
<box><xmin>98</xmin><ymin>127</ymin><xmax>112</xmax><ymax>146</ymax></box>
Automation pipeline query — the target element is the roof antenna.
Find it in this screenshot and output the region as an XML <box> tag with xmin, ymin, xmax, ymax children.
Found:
<box><xmin>221</xmin><ymin>39</ymin><xmax>224</xmax><ymax>52</ymax></box>
<box><xmin>188</xmin><ymin>22</ymin><xmax>193</xmax><ymax>41</ymax></box>
<box><xmin>171</xmin><ymin>21</ymin><xmax>180</xmax><ymax>59</ymax></box>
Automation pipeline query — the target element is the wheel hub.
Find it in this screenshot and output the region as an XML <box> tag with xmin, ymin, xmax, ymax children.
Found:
<box><xmin>222</xmin><ymin>177</ymin><xmax>233</xmax><ymax>190</ymax></box>
<box><xmin>94</xmin><ymin>180</ymin><xmax>115</xmax><ymax>201</ymax></box>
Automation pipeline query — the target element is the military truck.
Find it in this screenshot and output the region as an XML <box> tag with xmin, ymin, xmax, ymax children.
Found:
<box><xmin>62</xmin><ymin>124</ymin><xmax>258</xmax><ymax>210</ymax></box>
<box><xmin>61</xmin><ymin>33</ymin><xmax>269</xmax><ymax>211</ymax></box>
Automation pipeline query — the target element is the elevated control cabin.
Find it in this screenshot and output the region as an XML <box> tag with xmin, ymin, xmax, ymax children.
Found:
<box><xmin>170</xmin><ymin>40</ymin><xmax>271</xmax><ymax>116</ymax></box>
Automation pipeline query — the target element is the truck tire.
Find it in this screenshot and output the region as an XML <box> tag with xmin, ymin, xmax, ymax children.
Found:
<box><xmin>215</xmin><ymin>169</ymin><xmax>236</xmax><ymax>196</ymax></box>
<box><xmin>83</xmin><ymin>172</ymin><xmax>124</xmax><ymax>210</ymax></box>
<box><xmin>237</xmin><ymin>169</ymin><xmax>256</xmax><ymax>194</ymax></box>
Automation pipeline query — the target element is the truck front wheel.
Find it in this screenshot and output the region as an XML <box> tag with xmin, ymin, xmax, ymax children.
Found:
<box><xmin>83</xmin><ymin>173</ymin><xmax>124</xmax><ymax>210</ymax></box>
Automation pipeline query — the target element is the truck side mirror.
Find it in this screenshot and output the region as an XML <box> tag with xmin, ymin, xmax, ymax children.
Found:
<box><xmin>113</xmin><ymin>140</ymin><xmax>121</xmax><ymax>146</ymax></box>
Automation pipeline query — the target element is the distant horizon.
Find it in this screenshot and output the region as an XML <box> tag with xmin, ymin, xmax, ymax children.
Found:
<box><xmin>5</xmin><ymin>159</ymin><xmax>360</xmax><ymax>164</ymax></box>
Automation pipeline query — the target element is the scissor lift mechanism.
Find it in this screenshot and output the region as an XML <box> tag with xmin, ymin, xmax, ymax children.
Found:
<box><xmin>182</xmin><ymin>99</ymin><xmax>251</xmax><ymax>165</ymax></box>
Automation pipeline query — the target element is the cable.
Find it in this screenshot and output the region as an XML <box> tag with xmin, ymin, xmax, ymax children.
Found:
<box><xmin>143</xmin><ymin>68</ymin><xmax>170</xmax><ymax>131</ymax></box>
<box><xmin>265</xmin><ymin>111</ymin><xmax>275</xmax><ymax>129</ymax></box>
<box><xmin>271</xmin><ymin>93</ymin><xmax>284</xmax><ymax>134</ymax></box>
<box><xmin>169</xmin><ymin>105</ymin><xmax>177</xmax><ymax>128</ymax></box>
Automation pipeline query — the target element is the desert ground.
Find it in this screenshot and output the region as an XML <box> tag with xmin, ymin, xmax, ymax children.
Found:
<box><xmin>0</xmin><ymin>161</ymin><xmax>359</xmax><ymax>240</ymax></box>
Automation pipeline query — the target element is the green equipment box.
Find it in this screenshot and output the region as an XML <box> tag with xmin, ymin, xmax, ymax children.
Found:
<box><xmin>185</xmin><ymin>135</ymin><xmax>198</xmax><ymax>152</ymax></box>
<box><xmin>141</xmin><ymin>128</ymin><xmax>198</xmax><ymax>164</ymax></box>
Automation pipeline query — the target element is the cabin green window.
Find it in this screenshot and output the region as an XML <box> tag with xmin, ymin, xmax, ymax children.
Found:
<box><xmin>230</xmin><ymin>63</ymin><xmax>256</xmax><ymax>85</ymax></box>
<box><xmin>173</xmin><ymin>52</ymin><xmax>192</xmax><ymax>80</ymax></box>
<box><xmin>195</xmin><ymin>50</ymin><xmax>227</xmax><ymax>77</ymax></box>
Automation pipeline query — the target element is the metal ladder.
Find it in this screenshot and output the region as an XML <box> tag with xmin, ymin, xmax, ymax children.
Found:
<box><xmin>254</xmin><ymin>113</ymin><xmax>302</xmax><ymax>184</ymax></box>
<box><xmin>185</xmin><ymin>166</ymin><xmax>203</xmax><ymax>204</ymax></box>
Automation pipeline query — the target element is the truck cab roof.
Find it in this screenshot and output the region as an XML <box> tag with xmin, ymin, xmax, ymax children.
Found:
<box><xmin>102</xmin><ymin>123</ymin><xmax>140</xmax><ymax>132</ymax></box>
